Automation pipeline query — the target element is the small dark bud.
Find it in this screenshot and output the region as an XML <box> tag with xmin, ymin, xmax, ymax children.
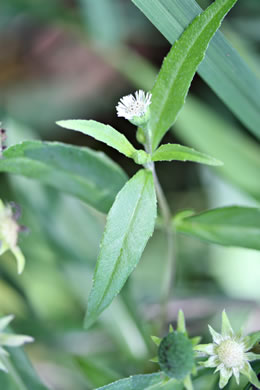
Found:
<box><xmin>0</xmin><ymin>128</ymin><xmax>7</xmax><ymax>157</ymax></box>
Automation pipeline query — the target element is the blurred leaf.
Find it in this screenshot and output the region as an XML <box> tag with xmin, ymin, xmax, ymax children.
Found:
<box><xmin>152</xmin><ymin>144</ymin><xmax>222</xmax><ymax>166</ymax></box>
<box><xmin>0</xmin><ymin>347</ymin><xmax>49</xmax><ymax>390</ymax></box>
<box><xmin>0</xmin><ymin>141</ymin><xmax>128</xmax><ymax>214</ymax></box>
<box><xmin>175</xmin><ymin>206</ymin><xmax>260</xmax><ymax>250</ymax></box>
<box><xmin>95</xmin><ymin>372</ymin><xmax>182</xmax><ymax>390</ymax></box>
<box><xmin>132</xmin><ymin>0</ymin><xmax>260</xmax><ymax>142</ymax></box>
<box><xmin>79</xmin><ymin>0</ymin><xmax>124</xmax><ymax>44</ymax></box>
<box><xmin>98</xmin><ymin>296</ymin><xmax>149</xmax><ymax>360</ymax></box>
<box><xmin>77</xmin><ymin>357</ymin><xmax>120</xmax><ymax>388</ymax></box>
<box><xmin>148</xmin><ymin>0</ymin><xmax>237</xmax><ymax>151</ymax></box>
<box><xmin>84</xmin><ymin>169</ymin><xmax>157</xmax><ymax>329</ymax></box>
<box><xmin>57</xmin><ymin>120</ymin><xmax>137</xmax><ymax>159</ymax></box>
<box><xmin>175</xmin><ymin>97</ymin><xmax>260</xmax><ymax>201</ymax></box>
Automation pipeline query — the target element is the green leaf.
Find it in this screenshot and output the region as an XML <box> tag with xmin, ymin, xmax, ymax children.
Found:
<box><xmin>152</xmin><ymin>144</ymin><xmax>222</xmax><ymax>166</ymax></box>
<box><xmin>175</xmin><ymin>206</ymin><xmax>260</xmax><ymax>250</ymax></box>
<box><xmin>175</xmin><ymin>97</ymin><xmax>260</xmax><ymax>202</ymax></box>
<box><xmin>132</xmin><ymin>0</ymin><xmax>260</xmax><ymax>143</ymax></box>
<box><xmin>95</xmin><ymin>373</ymin><xmax>182</xmax><ymax>390</ymax></box>
<box><xmin>147</xmin><ymin>0</ymin><xmax>238</xmax><ymax>151</ymax></box>
<box><xmin>84</xmin><ymin>169</ymin><xmax>157</xmax><ymax>328</ymax></box>
<box><xmin>57</xmin><ymin>120</ymin><xmax>137</xmax><ymax>158</ymax></box>
<box><xmin>0</xmin><ymin>141</ymin><xmax>127</xmax><ymax>214</ymax></box>
<box><xmin>0</xmin><ymin>348</ymin><xmax>49</xmax><ymax>390</ymax></box>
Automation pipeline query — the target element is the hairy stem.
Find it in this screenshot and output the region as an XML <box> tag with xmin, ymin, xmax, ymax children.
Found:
<box><xmin>152</xmin><ymin>166</ymin><xmax>175</xmax><ymax>314</ymax></box>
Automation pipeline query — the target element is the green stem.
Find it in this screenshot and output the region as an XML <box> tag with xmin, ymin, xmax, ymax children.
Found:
<box><xmin>143</xmin><ymin>125</ymin><xmax>175</xmax><ymax>329</ymax></box>
<box><xmin>152</xmin><ymin>166</ymin><xmax>175</xmax><ymax>308</ymax></box>
<box><xmin>1</xmin><ymin>355</ymin><xmax>27</xmax><ymax>390</ymax></box>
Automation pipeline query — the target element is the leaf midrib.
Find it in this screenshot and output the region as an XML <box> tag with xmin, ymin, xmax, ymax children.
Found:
<box><xmin>93</xmin><ymin>173</ymin><xmax>150</xmax><ymax>314</ymax></box>
<box><xmin>179</xmin><ymin>221</ymin><xmax>260</xmax><ymax>232</ymax></box>
<box><xmin>0</xmin><ymin>156</ymin><xmax>101</xmax><ymax>194</ymax></box>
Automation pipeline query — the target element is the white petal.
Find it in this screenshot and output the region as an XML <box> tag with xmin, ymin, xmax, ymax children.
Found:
<box><xmin>116</xmin><ymin>90</ymin><xmax>151</xmax><ymax>120</ymax></box>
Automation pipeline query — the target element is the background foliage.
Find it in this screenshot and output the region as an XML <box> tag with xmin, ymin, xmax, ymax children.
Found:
<box><xmin>0</xmin><ymin>0</ymin><xmax>260</xmax><ymax>389</ymax></box>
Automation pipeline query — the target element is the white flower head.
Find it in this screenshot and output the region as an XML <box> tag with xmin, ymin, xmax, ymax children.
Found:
<box><xmin>0</xmin><ymin>315</ymin><xmax>34</xmax><ymax>372</ymax></box>
<box><xmin>0</xmin><ymin>199</ymin><xmax>25</xmax><ymax>274</ymax></box>
<box><xmin>195</xmin><ymin>311</ymin><xmax>260</xmax><ymax>389</ymax></box>
<box><xmin>116</xmin><ymin>90</ymin><xmax>152</xmax><ymax>126</ymax></box>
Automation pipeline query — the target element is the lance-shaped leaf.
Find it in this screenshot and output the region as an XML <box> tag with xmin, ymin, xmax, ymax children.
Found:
<box><xmin>95</xmin><ymin>373</ymin><xmax>182</xmax><ymax>390</ymax></box>
<box><xmin>175</xmin><ymin>207</ymin><xmax>260</xmax><ymax>250</ymax></box>
<box><xmin>84</xmin><ymin>169</ymin><xmax>157</xmax><ymax>329</ymax></box>
<box><xmin>0</xmin><ymin>141</ymin><xmax>127</xmax><ymax>214</ymax></box>
<box><xmin>146</xmin><ymin>0</ymin><xmax>238</xmax><ymax>151</ymax></box>
<box><xmin>132</xmin><ymin>0</ymin><xmax>260</xmax><ymax>144</ymax></box>
<box><xmin>152</xmin><ymin>144</ymin><xmax>222</xmax><ymax>166</ymax></box>
<box><xmin>57</xmin><ymin>120</ymin><xmax>137</xmax><ymax>158</ymax></box>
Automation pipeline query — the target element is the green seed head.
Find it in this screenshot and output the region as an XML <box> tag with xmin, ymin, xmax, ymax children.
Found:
<box><xmin>158</xmin><ymin>331</ymin><xmax>194</xmax><ymax>380</ymax></box>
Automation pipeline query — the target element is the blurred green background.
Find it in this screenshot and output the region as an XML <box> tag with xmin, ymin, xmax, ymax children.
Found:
<box><xmin>0</xmin><ymin>0</ymin><xmax>260</xmax><ymax>388</ymax></box>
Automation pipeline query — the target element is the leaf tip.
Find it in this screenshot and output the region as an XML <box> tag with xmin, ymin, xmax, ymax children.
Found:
<box><xmin>83</xmin><ymin>312</ymin><xmax>96</xmax><ymax>330</ymax></box>
<box><xmin>213</xmin><ymin>159</ymin><xmax>224</xmax><ymax>167</ymax></box>
<box><xmin>56</xmin><ymin>120</ymin><xmax>67</xmax><ymax>128</ymax></box>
